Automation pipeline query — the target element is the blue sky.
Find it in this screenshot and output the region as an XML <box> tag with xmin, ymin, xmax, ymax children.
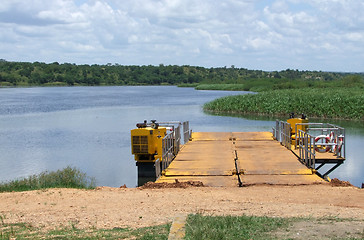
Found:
<box><xmin>1</xmin><ymin>0</ymin><xmax>363</xmax><ymax>72</ymax></box>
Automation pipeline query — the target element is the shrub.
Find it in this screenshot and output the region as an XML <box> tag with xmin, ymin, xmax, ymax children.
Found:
<box><xmin>0</xmin><ymin>167</ymin><xmax>96</xmax><ymax>192</ymax></box>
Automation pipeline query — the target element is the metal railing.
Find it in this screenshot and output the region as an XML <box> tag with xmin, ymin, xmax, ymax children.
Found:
<box><xmin>273</xmin><ymin>120</ymin><xmax>280</xmax><ymax>140</ymax></box>
<box><xmin>174</xmin><ymin>124</ymin><xmax>181</xmax><ymax>155</ymax></box>
<box><xmin>273</xmin><ymin>120</ymin><xmax>346</xmax><ymax>178</ymax></box>
<box><xmin>154</xmin><ymin>159</ymin><xmax>161</xmax><ymax>179</ymax></box>
<box><xmin>155</xmin><ymin>132</ymin><xmax>175</xmax><ymax>179</ymax></box>
<box><xmin>297</xmin><ymin>129</ymin><xmax>316</xmax><ymax>168</ymax></box>
<box><xmin>272</xmin><ymin>120</ymin><xmax>291</xmax><ymax>150</ymax></box>
<box><xmin>183</xmin><ymin>121</ymin><xmax>192</xmax><ymax>144</ymax></box>
<box><xmin>294</xmin><ymin>123</ymin><xmax>345</xmax><ymax>159</ymax></box>
<box><xmin>155</xmin><ymin>121</ymin><xmax>191</xmax><ymax>178</ymax></box>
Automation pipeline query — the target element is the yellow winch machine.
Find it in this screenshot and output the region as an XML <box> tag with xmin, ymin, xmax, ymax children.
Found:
<box><xmin>287</xmin><ymin>113</ymin><xmax>308</xmax><ymax>145</ymax></box>
<box><xmin>131</xmin><ymin>120</ymin><xmax>167</xmax><ymax>163</ymax></box>
<box><xmin>131</xmin><ymin>120</ymin><xmax>186</xmax><ymax>186</ymax></box>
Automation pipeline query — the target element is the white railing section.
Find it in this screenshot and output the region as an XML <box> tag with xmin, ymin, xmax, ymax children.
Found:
<box><xmin>183</xmin><ymin>121</ymin><xmax>192</xmax><ymax>144</ymax></box>
<box><xmin>274</xmin><ymin>120</ymin><xmax>346</xmax><ymax>172</ymax></box>
<box><xmin>294</xmin><ymin>123</ymin><xmax>345</xmax><ymax>159</ymax></box>
<box><xmin>272</xmin><ymin>120</ymin><xmax>291</xmax><ymax>150</ymax></box>
<box><xmin>297</xmin><ymin>129</ymin><xmax>316</xmax><ymax>168</ymax></box>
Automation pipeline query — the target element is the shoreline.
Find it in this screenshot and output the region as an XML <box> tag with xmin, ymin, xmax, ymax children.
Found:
<box><xmin>0</xmin><ymin>184</ymin><xmax>363</xmax><ymax>230</ymax></box>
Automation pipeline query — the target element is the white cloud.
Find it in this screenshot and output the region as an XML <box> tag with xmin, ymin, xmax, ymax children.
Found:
<box><xmin>0</xmin><ymin>0</ymin><xmax>363</xmax><ymax>71</ymax></box>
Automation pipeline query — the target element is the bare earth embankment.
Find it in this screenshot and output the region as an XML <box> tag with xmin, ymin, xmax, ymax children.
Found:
<box><xmin>0</xmin><ymin>183</ymin><xmax>363</xmax><ymax>231</ymax></box>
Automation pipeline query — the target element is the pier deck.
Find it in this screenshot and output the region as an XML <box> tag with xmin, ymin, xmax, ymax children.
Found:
<box><xmin>156</xmin><ymin>132</ymin><xmax>326</xmax><ymax>187</ymax></box>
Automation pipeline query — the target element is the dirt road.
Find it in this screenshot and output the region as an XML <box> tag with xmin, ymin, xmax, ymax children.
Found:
<box><xmin>0</xmin><ymin>183</ymin><xmax>363</xmax><ymax>230</ymax></box>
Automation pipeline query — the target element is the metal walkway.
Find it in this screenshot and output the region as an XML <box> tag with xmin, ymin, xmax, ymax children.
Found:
<box><xmin>156</xmin><ymin>132</ymin><xmax>326</xmax><ymax>187</ymax></box>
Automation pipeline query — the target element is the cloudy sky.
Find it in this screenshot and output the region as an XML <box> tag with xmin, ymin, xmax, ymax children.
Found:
<box><xmin>1</xmin><ymin>0</ymin><xmax>363</xmax><ymax>72</ymax></box>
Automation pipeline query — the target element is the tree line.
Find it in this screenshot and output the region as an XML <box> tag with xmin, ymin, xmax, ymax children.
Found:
<box><xmin>0</xmin><ymin>60</ymin><xmax>362</xmax><ymax>89</ymax></box>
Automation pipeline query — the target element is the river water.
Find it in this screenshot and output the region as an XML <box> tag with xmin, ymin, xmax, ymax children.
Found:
<box><xmin>0</xmin><ymin>86</ymin><xmax>363</xmax><ymax>187</ymax></box>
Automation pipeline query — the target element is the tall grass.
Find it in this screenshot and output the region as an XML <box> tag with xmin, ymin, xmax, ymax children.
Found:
<box><xmin>0</xmin><ymin>221</ymin><xmax>170</xmax><ymax>239</ymax></box>
<box><xmin>185</xmin><ymin>214</ymin><xmax>287</xmax><ymax>240</ymax></box>
<box><xmin>0</xmin><ymin>167</ymin><xmax>96</xmax><ymax>192</ymax></box>
<box><xmin>179</xmin><ymin>75</ymin><xmax>364</xmax><ymax>92</ymax></box>
<box><xmin>204</xmin><ymin>88</ymin><xmax>364</xmax><ymax>120</ymax></box>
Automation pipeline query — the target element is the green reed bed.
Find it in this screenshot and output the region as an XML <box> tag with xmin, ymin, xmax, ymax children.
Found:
<box><xmin>0</xmin><ymin>167</ymin><xmax>96</xmax><ymax>192</ymax></box>
<box><xmin>195</xmin><ymin>84</ymin><xmax>246</xmax><ymax>91</ymax></box>
<box><xmin>177</xmin><ymin>83</ymin><xmax>200</xmax><ymax>88</ymax></box>
<box><xmin>204</xmin><ymin>88</ymin><xmax>364</xmax><ymax>120</ymax></box>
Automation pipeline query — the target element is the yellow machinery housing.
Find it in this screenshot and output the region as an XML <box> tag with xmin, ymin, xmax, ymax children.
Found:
<box><xmin>131</xmin><ymin>123</ymin><xmax>167</xmax><ymax>163</ymax></box>
<box><xmin>287</xmin><ymin>116</ymin><xmax>308</xmax><ymax>144</ymax></box>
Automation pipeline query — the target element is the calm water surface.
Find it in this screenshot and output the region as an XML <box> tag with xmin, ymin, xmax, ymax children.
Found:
<box><xmin>0</xmin><ymin>86</ymin><xmax>363</xmax><ymax>187</ymax></box>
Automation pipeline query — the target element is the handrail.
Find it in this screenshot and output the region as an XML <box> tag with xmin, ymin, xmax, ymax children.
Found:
<box><xmin>163</xmin><ymin>132</ymin><xmax>175</xmax><ymax>168</ymax></box>
<box><xmin>273</xmin><ymin>120</ymin><xmax>346</xmax><ymax>178</ymax></box>
<box><xmin>294</xmin><ymin>123</ymin><xmax>345</xmax><ymax>158</ymax></box>
<box><xmin>154</xmin><ymin>158</ymin><xmax>161</xmax><ymax>178</ymax></box>
<box><xmin>272</xmin><ymin>120</ymin><xmax>291</xmax><ymax>150</ymax></box>
<box><xmin>155</xmin><ymin>132</ymin><xmax>175</xmax><ymax>179</ymax></box>
<box><xmin>272</xmin><ymin>120</ymin><xmax>279</xmax><ymax>140</ymax></box>
<box><xmin>155</xmin><ymin>121</ymin><xmax>191</xmax><ymax>178</ymax></box>
<box><xmin>297</xmin><ymin>129</ymin><xmax>316</xmax><ymax>168</ymax></box>
<box><xmin>183</xmin><ymin>121</ymin><xmax>192</xmax><ymax>144</ymax></box>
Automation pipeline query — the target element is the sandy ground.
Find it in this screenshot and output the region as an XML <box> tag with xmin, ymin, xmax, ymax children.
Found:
<box><xmin>0</xmin><ymin>184</ymin><xmax>363</xmax><ymax>231</ymax></box>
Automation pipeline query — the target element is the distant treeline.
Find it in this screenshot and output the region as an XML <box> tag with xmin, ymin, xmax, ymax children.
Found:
<box><xmin>0</xmin><ymin>60</ymin><xmax>363</xmax><ymax>91</ymax></box>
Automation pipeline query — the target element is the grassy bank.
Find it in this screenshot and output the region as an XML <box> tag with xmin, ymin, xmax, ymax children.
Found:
<box><xmin>1</xmin><ymin>214</ymin><xmax>363</xmax><ymax>239</ymax></box>
<box><xmin>204</xmin><ymin>88</ymin><xmax>364</xmax><ymax>120</ymax></box>
<box><xmin>0</xmin><ymin>219</ymin><xmax>170</xmax><ymax>239</ymax></box>
<box><xmin>178</xmin><ymin>75</ymin><xmax>364</xmax><ymax>92</ymax></box>
<box><xmin>0</xmin><ymin>167</ymin><xmax>96</xmax><ymax>192</ymax></box>
<box><xmin>185</xmin><ymin>214</ymin><xmax>287</xmax><ymax>239</ymax></box>
<box><xmin>185</xmin><ymin>214</ymin><xmax>364</xmax><ymax>240</ymax></box>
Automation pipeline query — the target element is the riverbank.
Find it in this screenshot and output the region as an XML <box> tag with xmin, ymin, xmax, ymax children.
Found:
<box><xmin>0</xmin><ymin>184</ymin><xmax>363</xmax><ymax>231</ymax></box>
<box><xmin>204</xmin><ymin>88</ymin><xmax>364</xmax><ymax>121</ymax></box>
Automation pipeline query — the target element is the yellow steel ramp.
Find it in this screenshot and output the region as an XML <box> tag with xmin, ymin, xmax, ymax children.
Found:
<box><xmin>233</xmin><ymin>132</ymin><xmax>325</xmax><ymax>185</ymax></box>
<box><xmin>157</xmin><ymin>132</ymin><xmax>326</xmax><ymax>187</ymax></box>
<box><xmin>157</xmin><ymin>132</ymin><xmax>238</xmax><ymax>187</ymax></box>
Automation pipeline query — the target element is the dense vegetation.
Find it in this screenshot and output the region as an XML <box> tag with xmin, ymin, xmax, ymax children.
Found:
<box><xmin>1</xmin><ymin>60</ymin><xmax>363</xmax><ymax>120</ymax></box>
<box><xmin>1</xmin><ymin>60</ymin><xmax>362</xmax><ymax>90</ymax></box>
<box><xmin>191</xmin><ymin>74</ymin><xmax>364</xmax><ymax>92</ymax></box>
<box><xmin>0</xmin><ymin>167</ymin><xmax>96</xmax><ymax>192</ymax></box>
<box><xmin>204</xmin><ymin>88</ymin><xmax>364</xmax><ymax>120</ymax></box>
